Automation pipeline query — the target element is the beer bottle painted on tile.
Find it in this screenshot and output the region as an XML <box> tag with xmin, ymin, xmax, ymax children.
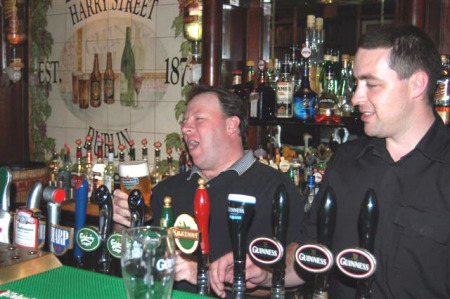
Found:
<box><xmin>90</xmin><ymin>53</ymin><xmax>101</xmax><ymax>107</ymax></box>
<box><xmin>104</xmin><ymin>52</ymin><xmax>115</xmax><ymax>104</ymax></box>
<box><xmin>120</xmin><ymin>27</ymin><xmax>135</xmax><ymax>107</ymax></box>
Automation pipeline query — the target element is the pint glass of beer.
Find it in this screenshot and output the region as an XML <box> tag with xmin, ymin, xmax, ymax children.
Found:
<box><xmin>119</xmin><ymin>161</ymin><xmax>151</xmax><ymax>207</ymax></box>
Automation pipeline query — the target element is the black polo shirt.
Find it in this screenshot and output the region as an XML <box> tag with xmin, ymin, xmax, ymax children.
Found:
<box><xmin>149</xmin><ymin>151</ymin><xmax>305</xmax><ymax>296</ymax></box>
<box><xmin>301</xmin><ymin>117</ymin><xmax>450</xmax><ymax>298</ymax></box>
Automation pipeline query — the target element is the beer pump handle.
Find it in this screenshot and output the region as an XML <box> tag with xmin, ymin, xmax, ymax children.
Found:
<box><xmin>271</xmin><ymin>184</ymin><xmax>289</xmax><ymax>297</ymax></box>
<box><xmin>43</xmin><ymin>185</ymin><xmax>66</xmax><ymax>251</ymax></box>
<box><xmin>27</xmin><ymin>181</ymin><xmax>43</xmax><ymax>210</ymax></box>
<box><xmin>314</xmin><ymin>187</ymin><xmax>338</xmax><ymax>298</ymax></box>
<box><xmin>0</xmin><ymin>167</ymin><xmax>12</xmax><ymax>212</ymax></box>
<box><xmin>194</xmin><ymin>178</ymin><xmax>210</xmax><ymax>295</ymax></box>
<box><xmin>128</xmin><ymin>189</ymin><xmax>145</xmax><ymax>228</ymax></box>
<box><xmin>228</xmin><ymin>194</ymin><xmax>256</xmax><ymax>299</ymax></box>
<box><xmin>74</xmin><ymin>179</ymin><xmax>89</xmax><ymax>263</ymax></box>
<box><xmin>358</xmin><ymin>189</ymin><xmax>379</xmax><ymax>252</ymax></box>
<box><xmin>92</xmin><ymin>185</ymin><xmax>113</xmax><ymax>273</ymax></box>
<box><xmin>317</xmin><ymin>188</ymin><xmax>337</xmax><ymax>248</ymax></box>
<box><xmin>356</xmin><ymin>189</ymin><xmax>379</xmax><ymax>299</ymax></box>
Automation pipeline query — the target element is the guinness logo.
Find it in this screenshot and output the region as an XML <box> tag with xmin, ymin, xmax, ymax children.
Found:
<box><xmin>336</xmin><ymin>248</ymin><xmax>376</xmax><ymax>279</ymax></box>
<box><xmin>295</xmin><ymin>244</ymin><xmax>334</xmax><ymax>273</ymax></box>
<box><xmin>249</xmin><ymin>237</ymin><xmax>283</xmax><ymax>265</ymax></box>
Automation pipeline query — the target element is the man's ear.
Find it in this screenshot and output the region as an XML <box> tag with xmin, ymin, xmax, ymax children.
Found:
<box><xmin>226</xmin><ymin>116</ymin><xmax>240</xmax><ymax>135</ymax></box>
<box><xmin>409</xmin><ymin>70</ymin><xmax>429</xmax><ymax>99</ymax></box>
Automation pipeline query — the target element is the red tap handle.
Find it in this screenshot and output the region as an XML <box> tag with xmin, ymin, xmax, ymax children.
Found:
<box><xmin>194</xmin><ymin>178</ymin><xmax>210</xmax><ymax>255</ymax></box>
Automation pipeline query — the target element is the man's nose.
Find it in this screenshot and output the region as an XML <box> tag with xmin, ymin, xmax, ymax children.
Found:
<box><xmin>351</xmin><ymin>83</ymin><xmax>363</xmax><ymax>106</ymax></box>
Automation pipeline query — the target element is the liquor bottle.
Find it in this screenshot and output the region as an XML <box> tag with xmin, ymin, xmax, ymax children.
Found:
<box><xmin>128</xmin><ymin>140</ymin><xmax>136</xmax><ymax>161</ymax></box>
<box><xmin>331</xmin><ymin>49</ymin><xmax>341</xmax><ymax>94</ymax></box>
<box><xmin>305</xmin><ymin>15</ymin><xmax>317</xmax><ymax>66</ymax></box>
<box><xmin>348</xmin><ymin>55</ymin><xmax>356</xmax><ymax>93</ymax></box>
<box><xmin>160</xmin><ymin>196</ymin><xmax>174</xmax><ymax>228</ymax></box>
<box><xmin>249</xmin><ymin>59</ymin><xmax>276</xmax><ymax>120</ymax></box>
<box><xmin>70</xmin><ymin>139</ymin><xmax>85</xmax><ymax>191</ymax></box>
<box><xmin>163</xmin><ymin>148</ymin><xmax>176</xmax><ymax>179</ymax></box>
<box><xmin>179</xmin><ymin>149</ymin><xmax>188</xmax><ymax>174</ymax></box>
<box><xmin>315</xmin><ymin>17</ymin><xmax>324</xmax><ymax>64</ymax></box>
<box><xmin>92</xmin><ymin>135</ymin><xmax>106</xmax><ymax>196</ymax></box>
<box><xmin>114</xmin><ymin>144</ymin><xmax>126</xmax><ymax>190</ymax></box>
<box><xmin>104</xmin><ymin>52</ymin><xmax>115</xmax><ymax>104</ymax></box>
<box><xmin>104</xmin><ymin>141</ymin><xmax>115</xmax><ymax>193</ymax></box>
<box><xmin>48</xmin><ymin>149</ymin><xmax>60</xmax><ymax>186</ymax></box>
<box><xmin>244</xmin><ymin>60</ymin><xmax>255</xmax><ymax>93</ymax></box>
<box><xmin>231</xmin><ymin>69</ymin><xmax>247</xmax><ymax>102</ymax></box>
<box><xmin>304</xmin><ymin>175</ymin><xmax>316</xmax><ymax>213</ymax></box>
<box><xmin>58</xmin><ymin>144</ymin><xmax>72</xmax><ymax>199</ymax></box>
<box><xmin>120</xmin><ymin>27</ymin><xmax>136</xmax><ymax>107</ymax></box>
<box><xmin>150</xmin><ymin>141</ymin><xmax>163</xmax><ymax>186</ymax></box>
<box><xmin>337</xmin><ymin>54</ymin><xmax>354</xmax><ymax>123</ymax></box>
<box><xmin>90</xmin><ymin>53</ymin><xmax>101</xmax><ymax>108</ymax></box>
<box><xmin>83</xmin><ymin>136</ymin><xmax>94</xmax><ymax>199</ymax></box>
<box><xmin>293</xmin><ymin>59</ymin><xmax>317</xmax><ymax>122</ymax></box>
<box><xmin>276</xmin><ymin>54</ymin><xmax>294</xmax><ymax>118</ymax></box>
<box><xmin>317</xmin><ymin>50</ymin><xmax>331</xmax><ymax>94</ymax></box>
<box><xmin>141</xmin><ymin>138</ymin><xmax>148</xmax><ymax>162</ymax></box>
<box><xmin>434</xmin><ymin>54</ymin><xmax>450</xmax><ymax>126</ymax></box>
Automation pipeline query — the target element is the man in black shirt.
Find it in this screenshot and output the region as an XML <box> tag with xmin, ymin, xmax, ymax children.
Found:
<box><xmin>113</xmin><ymin>85</ymin><xmax>306</xmax><ymax>297</ymax></box>
<box><xmin>300</xmin><ymin>25</ymin><xmax>449</xmax><ymax>298</ymax></box>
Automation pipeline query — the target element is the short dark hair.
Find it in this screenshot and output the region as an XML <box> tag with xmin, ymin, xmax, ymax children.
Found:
<box><xmin>186</xmin><ymin>84</ymin><xmax>248</xmax><ymax>147</ymax></box>
<box><xmin>358</xmin><ymin>24</ymin><xmax>441</xmax><ymax>102</ymax></box>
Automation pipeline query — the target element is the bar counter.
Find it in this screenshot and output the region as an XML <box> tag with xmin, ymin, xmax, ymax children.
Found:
<box><xmin>1</xmin><ymin>266</ymin><xmax>207</xmax><ymax>298</ymax></box>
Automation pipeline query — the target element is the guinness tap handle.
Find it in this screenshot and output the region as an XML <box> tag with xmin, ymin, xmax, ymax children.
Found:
<box><xmin>92</xmin><ymin>185</ymin><xmax>113</xmax><ymax>273</ymax></box>
<box><xmin>194</xmin><ymin>178</ymin><xmax>211</xmax><ymax>295</ymax></box>
<box><xmin>271</xmin><ymin>184</ymin><xmax>290</xmax><ymax>298</ymax></box>
<box><xmin>27</xmin><ymin>181</ymin><xmax>43</xmax><ymax>210</ymax></box>
<box><xmin>228</xmin><ymin>194</ymin><xmax>256</xmax><ymax>299</ymax></box>
<box><xmin>74</xmin><ymin>179</ymin><xmax>88</xmax><ymax>265</ymax></box>
<box><xmin>358</xmin><ymin>189</ymin><xmax>379</xmax><ymax>252</ymax></box>
<box><xmin>317</xmin><ymin>188</ymin><xmax>337</xmax><ymax>248</ymax></box>
<box><xmin>128</xmin><ymin>189</ymin><xmax>145</xmax><ymax>228</ymax></box>
<box><xmin>356</xmin><ymin>189</ymin><xmax>379</xmax><ymax>299</ymax></box>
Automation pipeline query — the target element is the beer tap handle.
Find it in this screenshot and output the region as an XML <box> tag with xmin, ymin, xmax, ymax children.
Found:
<box><xmin>194</xmin><ymin>178</ymin><xmax>210</xmax><ymax>295</ymax></box>
<box><xmin>0</xmin><ymin>167</ymin><xmax>12</xmax><ymax>212</ymax></box>
<box><xmin>228</xmin><ymin>194</ymin><xmax>256</xmax><ymax>299</ymax></box>
<box><xmin>314</xmin><ymin>187</ymin><xmax>337</xmax><ymax>297</ymax></box>
<box><xmin>74</xmin><ymin>179</ymin><xmax>88</xmax><ymax>265</ymax></box>
<box><xmin>356</xmin><ymin>189</ymin><xmax>379</xmax><ymax>299</ymax></box>
<box><xmin>43</xmin><ymin>185</ymin><xmax>66</xmax><ymax>251</ymax></box>
<box><xmin>271</xmin><ymin>184</ymin><xmax>289</xmax><ymax>297</ymax></box>
<box><xmin>128</xmin><ymin>189</ymin><xmax>145</xmax><ymax>228</ymax></box>
<box><xmin>317</xmin><ymin>188</ymin><xmax>337</xmax><ymax>248</ymax></box>
<box><xmin>358</xmin><ymin>189</ymin><xmax>378</xmax><ymax>252</ymax></box>
<box><xmin>27</xmin><ymin>181</ymin><xmax>43</xmax><ymax>210</ymax></box>
<box><xmin>92</xmin><ymin>185</ymin><xmax>113</xmax><ymax>273</ymax></box>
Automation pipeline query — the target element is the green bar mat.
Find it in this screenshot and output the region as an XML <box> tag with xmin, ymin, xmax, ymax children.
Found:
<box><xmin>0</xmin><ymin>266</ymin><xmax>207</xmax><ymax>299</ymax></box>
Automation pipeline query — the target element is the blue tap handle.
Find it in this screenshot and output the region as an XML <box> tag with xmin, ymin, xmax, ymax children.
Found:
<box><xmin>74</xmin><ymin>179</ymin><xmax>88</xmax><ymax>260</ymax></box>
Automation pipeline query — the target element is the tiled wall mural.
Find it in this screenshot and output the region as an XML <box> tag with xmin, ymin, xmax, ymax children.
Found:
<box><xmin>38</xmin><ymin>0</ymin><xmax>187</xmax><ymax>164</ymax></box>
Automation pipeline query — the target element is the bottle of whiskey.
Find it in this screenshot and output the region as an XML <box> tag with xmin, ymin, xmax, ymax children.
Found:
<box><xmin>120</xmin><ymin>27</ymin><xmax>136</xmax><ymax>107</ymax></box>
<box><xmin>90</xmin><ymin>53</ymin><xmax>101</xmax><ymax>108</ymax></box>
<box><xmin>92</xmin><ymin>135</ymin><xmax>106</xmax><ymax>196</ymax></box>
<box><xmin>163</xmin><ymin>148</ymin><xmax>176</xmax><ymax>180</ymax></box>
<box><xmin>150</xmin><ymin>141</ymin><xmax>163</xmax><ymax>186</ymax></box>
<box><xmin>293</xmin><ymin>59</ymin><xmax>317</xmax><ymax>122</ymax></box>
<box><xmin>128</xmin><ymin>140</ymin><xmax>136</xmax><ymax>161</ymax></box>
<box><xmin>249</xmin><ymin>59</ymin><xmax>276</xmax><ymax>120</ymax></box>
<box><xmin>141</xmin><ymin>138</ymin><xmax>148</xmax><ymax>162</ymax></box>
<box><xmin>337</xmin><ymin>54</ymin><xmax>354</xmax><ymax>123</ymax></box>
<box><xmin>104</xmin><ymin>52</ymin><xmax>115</xmax><ymax>104</ymax></box>
<box><xmin>48</xmin><ymin>149</ymin><xmax>60</xmax><ymax>186</ymax></box>
<box><xmin>70</xmin><ymin>139</ymin><xmax>85</xmax><ymax>191</ymax></box>
<box><xmin>434</xmin><ymin>54</ymin><xmax>450</xmax><ymax>126</ymax></box>
<box><xmin>276</xmin><ymin>54</ymin><xmax>294</xmax><ymax>118</ymax></box>
<box><xmin>231</xmin><ymin>69</ymin><xmax>247</xmax><ymax>102</ymax></box>
<box><xmin>83</xmin><ymin>136</ymin><xmax>94</xmax><ymax>199</ymax></box>
<box><xmin>58</xmin><ymin>144</ymin><xmax>72</xmax><ymax>199</ymax></box>
<box><xmin>104</xmin><ymin>141</ymin><xmax>115</xmax><ymax>193</ymax></box>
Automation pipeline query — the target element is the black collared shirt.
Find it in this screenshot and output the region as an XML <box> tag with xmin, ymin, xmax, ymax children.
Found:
<box><xmin>301</xmin><ymin>117</ymin><xmax>450</xmax><ymax>298</ymax></box>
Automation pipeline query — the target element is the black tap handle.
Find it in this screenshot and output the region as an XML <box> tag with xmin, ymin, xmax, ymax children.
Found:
<box><xmin>317</xmin><ymin>187</ymin><xmax>337</xmax><ymax>249</ymax></box>
<box><xmin>271</xmin><ymin>184</ymin><xmax>289</xmax><ymax>292</ymax></box>
<box><xmin>128</xmin><ymin>189</ymin><xmax>145</xmax><ymax>228</ymax></box>
<box><xmin>93</xmin><ymin>185</ymin><xmax>113</xmax><ymax>242</ymax></box>
<box><xmin>358</xmin><ymin>189</ymin><xmax>379</xmax><ymax>252</ymax></box>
